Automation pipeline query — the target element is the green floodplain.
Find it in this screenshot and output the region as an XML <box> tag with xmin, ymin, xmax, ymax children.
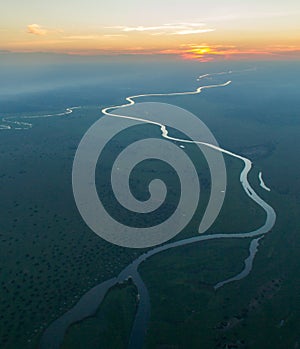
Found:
<box><xmin>0</xmin><ymin>60</ymin><xmax>299</xmax><ymax>348</ymax></box>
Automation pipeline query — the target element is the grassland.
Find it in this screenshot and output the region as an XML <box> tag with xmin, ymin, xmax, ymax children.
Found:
<box><xmin>0</xmin><ymin>62</ymin><xmax>299</xmax><ymax>349</ymax></box>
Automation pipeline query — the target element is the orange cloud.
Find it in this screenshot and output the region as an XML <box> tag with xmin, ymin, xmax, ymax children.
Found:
<box><xmin>176</xmin><ymin>44</ymin><xmax>285</xmax><ymax>61</ymax></box>
<box><xmin>56</xmin><ymin>44</ymin><xmax>300</xmax><ymax>61</ymax></box>
<box><xmin>156</xmin><ymin>43</ymin><xmax>300</xmax><ymax>62</ymax></box>
<box><xmin>26</xmin><ymin>24</ymin><xmax>63</xmax><ymax>36</ymax></box>
<box><xmin>27</xmin><ymin>24</ymin><xmax>48</xmax><ymax>36</ymax></box>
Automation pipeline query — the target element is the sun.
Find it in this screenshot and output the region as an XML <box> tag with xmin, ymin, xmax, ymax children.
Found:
<box><xmin>190</xmin><ymin>46</ymin><xmax>213</xmax><ymax>55</ymax></box>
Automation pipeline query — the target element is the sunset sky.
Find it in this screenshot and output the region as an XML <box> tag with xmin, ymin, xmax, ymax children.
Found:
<box><xmin>1</xmin><ymin>0</ymin><xmax>300</xmax><ymax>61</ymax></box>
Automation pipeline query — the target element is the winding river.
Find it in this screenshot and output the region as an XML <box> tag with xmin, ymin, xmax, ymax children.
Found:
<box><xmin>0</xmin><ymin>106</ymin><xmax>81</xmax><ymax>130</ymax></box>
<box><xmin>39</xmin><ymin>71</ymin><xmax>276</xmax><ymax>349</ymax></box>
